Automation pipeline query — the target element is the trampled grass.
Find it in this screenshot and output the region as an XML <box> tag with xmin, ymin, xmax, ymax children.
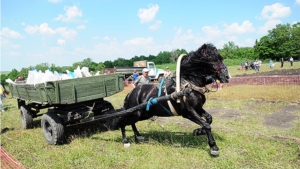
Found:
<box><xmin>1</xmin><ymin>63</ymin><xmax>299</xmax><ymax>169</ymax></box>
<box><xmin>1</xmin><ymin>85</ymin><xmax>300</xmax><ymax>169</ymax></box>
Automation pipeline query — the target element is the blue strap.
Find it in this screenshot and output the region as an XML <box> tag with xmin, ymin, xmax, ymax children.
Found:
<box><xmin>146</xmin><ymin>80</ymin><xmax>174</xmax><ymax>116</ymax></box>
<box><xmin>158</xmin><ymin>78</ymin><xmax>165</xmax><ymax>97</ymax></box>
<box><xmin>146</xmin><ymin>97</ymin><xmax>173</xmax><ymax>116</ymax></box>
<box><xmin>146</xmin><ymin>97</ymin><xmax>157</xmax><ymax>111</ymax></box>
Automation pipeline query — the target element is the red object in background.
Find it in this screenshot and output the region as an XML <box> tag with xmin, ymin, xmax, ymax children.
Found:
<box><xmin>17</xmin><ymin>77</ymin><xmax>22</xmax><ymax>81</ymax></box>
<box><xmin>1</xmin><ymin>146</ymin><xmax>27</xmax><ymax>169</ymax></box>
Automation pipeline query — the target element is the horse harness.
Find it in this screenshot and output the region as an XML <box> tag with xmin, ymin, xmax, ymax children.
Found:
<box><xmin>164</xmin><ymin>79</ymin><xmax>209</xmax><ymax>116</ymax></box>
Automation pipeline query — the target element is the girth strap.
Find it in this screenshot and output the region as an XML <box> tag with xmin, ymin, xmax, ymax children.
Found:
<box><xmin>164</xmin><ymin>88</ymin><xmax>179</xmax><ymax>116</ymax></box>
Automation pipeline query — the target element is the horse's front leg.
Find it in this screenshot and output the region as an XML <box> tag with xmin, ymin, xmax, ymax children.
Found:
<box><xmin>132</xmin><ymin>124</ymin><xmax>144</xmax><ymax>142</ymax></box>
<box><xmin>193</xmin><ymin>109</ymin><xmax>212</xmax><ymax>136</ymax></box>
<box><xmin>186</xmin><ymin>108</ymin><xmax>219</xmax><ymax>156</ymax></box>
<box><xmin>121</xmin><ymin>126</ymin><xmax>131</xmax><ymax>148</ymax></box>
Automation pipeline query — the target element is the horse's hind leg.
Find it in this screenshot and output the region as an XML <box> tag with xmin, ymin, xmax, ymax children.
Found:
<box><xmin>132</xmin><ymin>124</ymin><xmax>144</xmax><ymax>142</ymax></box>
<box><xmin>121</xmin><ymin>126</ymin><xmax>131</xmax><ymax>148</ymax></box>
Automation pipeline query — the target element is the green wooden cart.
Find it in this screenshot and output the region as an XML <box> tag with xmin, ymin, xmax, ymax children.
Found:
<box><xmin>8</xmin><ymin>73</ymin><xmax>124</xmax><ymax>145</ymax></box>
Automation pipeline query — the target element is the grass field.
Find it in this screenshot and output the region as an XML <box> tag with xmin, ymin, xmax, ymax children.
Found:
<box><xmin>0</xmin><ymin>63</ymin><xmax>299</xmax><ymax>169</ymax></box>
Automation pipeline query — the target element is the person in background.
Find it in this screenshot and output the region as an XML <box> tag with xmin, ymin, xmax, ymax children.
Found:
<box><xmin>281</xmin><ymin>58</ymin><xmax>284</xmax><ymax>68</ymax></box>
<box><xmin>253</xmin><ymin>60</ymin><xmax>258</xmax><ymax>72</ymax></box>
<box><xmin>132</xmin><ymin>69</ymin><xmax>139</xmax><ymax>81</ymax></box>
<box><xmin>257</xmin><ymin>59</ymin><xmax>262</xmax><ymax>71</ymax></box>
<box><xmin>245</xmin><ymin>61</ymin><xmax>249</xmax><ymax>71</ymax></box>
<box><xmin>164</xmin><ymin>67</ymin><xmax>171</xmax><ymax>79</ymax></box>
<box><xmin>269</xmin><ymin>59</ymin><xmax>273</xmax><ymax>69</ymax></box>
<box><xmin>0</xmin><ymin>83</ymin><xmax>7</xmax><ymax>112</ymax></box>
<box><xmin>290</xmin><ymin>56</ymin><xmax>294</xmax><ymax>66</ymax></box>
<box><xmin>134</xmin><ymin>68</ymin><xmax>151</xmax><ymax>87</ymax></box>
<box><xmin>240</xmin><ymin>62</ymin><xmax>245</xmax><ymax>70</ymax></box>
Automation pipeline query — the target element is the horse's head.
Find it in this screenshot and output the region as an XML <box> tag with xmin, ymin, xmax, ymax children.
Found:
<box><xmin>180</xmin><ymin>43</ymin><xmax>230</xmax><ymax>84</ymax></box>
<box><xmin>211</xmin><ymin>61</ymin><xmax>230</xmax><ymax>83</ymax></box>
<box><xmin>198</xmin><ymin>44</ymin><xmax>230</xmax><ymax>83</ymax></box>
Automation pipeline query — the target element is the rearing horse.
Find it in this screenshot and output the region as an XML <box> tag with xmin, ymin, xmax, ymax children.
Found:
<box><xmin>117</xmin><ymin>43</ymin><xmax>230</xmax><ymax>156</ymax></box>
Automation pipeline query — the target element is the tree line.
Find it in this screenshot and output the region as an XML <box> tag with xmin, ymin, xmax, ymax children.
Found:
<box><xmin>1</xmin><ymin>22</ymin><xmax>299</xmax><ymax>84</ymax></box>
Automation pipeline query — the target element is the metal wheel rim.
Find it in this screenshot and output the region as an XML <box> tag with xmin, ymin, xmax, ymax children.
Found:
<box><xmin>43</xmin><ymin>121</ymin><xmax>53</xmax><ymax>141</ymax></box>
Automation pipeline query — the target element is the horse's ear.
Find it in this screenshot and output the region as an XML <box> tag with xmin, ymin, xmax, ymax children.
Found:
<box><xmin>200</xmin><ymin>44</ymin><xmax>208</xmax><ymax>56</ymax></box>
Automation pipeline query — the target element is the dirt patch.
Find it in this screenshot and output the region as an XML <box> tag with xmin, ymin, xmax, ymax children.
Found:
<box><xmin>263</xmin><ymin>112</ymin><xmax>298</xmax><ymax>129</ymax></box>
<box><xmin>206</xmin><ymin>108</ymin><xmax>225</xmax><ymax>116</ymax></box>
<box><xmin>220</xmin><ymin>109</ymin><xmax>243</xmax><ymax>119</ymax></box>
<box><xmin>281</xmin><ymin>105</ymin><xmax>300</xmax><ymax>112</ymax></box>
<box><xmin>235</xmin><ymin>68</ymin><xmax>300</xmax><ymax>77</ymax></box>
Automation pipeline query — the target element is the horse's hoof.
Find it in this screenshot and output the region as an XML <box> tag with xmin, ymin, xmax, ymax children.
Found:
<box><xmin>136</xmin><ymin>136</ymin><xmax>144</xmax><ymax>142</ymax></box>
<box><xmin>210</xmin><ymin>149</ymin><xmax>220</xmax><ymax>156</ymax></box>
<box><xmin>124</xmin><ymin>143</ymin><xmax>131</xmax><ymax>148</ymax></box>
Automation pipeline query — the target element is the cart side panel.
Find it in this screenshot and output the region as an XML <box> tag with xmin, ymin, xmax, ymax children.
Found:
<box><xmin>8</xmin><ymin>84</ymin><xmax>43</xmax><ymax>103</ymax></box>
<box><xmin>8</xmin><ymin>73</ymin><xmax>124</xmax><ymax>104</ymax></box>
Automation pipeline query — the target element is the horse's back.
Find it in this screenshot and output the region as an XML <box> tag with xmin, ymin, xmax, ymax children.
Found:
<box><xmin>124</xmin><ymin>84</ymin><xmax>158</xmax><ymax>109</ymax></box>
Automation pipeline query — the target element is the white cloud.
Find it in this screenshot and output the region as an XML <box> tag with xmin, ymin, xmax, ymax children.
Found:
<box><xmin>9</xmin><ymin>51</ymin><xmax>20</xmax><ymax>56</ymax></box>
<box><xmin>57</xmin><ymin>39</ymin><xmax>65</xmax><ymax>45</ymax></box>
<box><xmin>296</xmin><ymin>0</ymin><xmax>300</xmax><ymax>5</ymax></box>
<box><xmin>259</xmin><ymin>3</ymin><xmax>291</xmax><ymax>20</ymax></box>
<box><xmin>25</xmin><ymin>23</ymin><xmax>56</xmax><ymax>35</ymax></box>
<box><xmin>55</xmin><ymin>27</ymin><xmax>77</xmax><ymax>39</ymax></box>
<box><xmin>0</xmin><ymin>37</ymin><xmax>20</xmax><ymax>48</ymax></box>
<box><xmin>48</xmin><ymin>0</ymin><xmax>62</xmax><ymax>3</ymax></box>
<box><xmin>103</xmin><ymin>36</ymin><xmax>110</xmax><ymax>40</ymax></box>
<box><xmin>1</xmin><ymin>27</ymin><xmax>24</xmax><ymax>38</ymax></box>
<box><xmin>202</xmin><ymin>26</ymin><xmax>221</xmax><ymax>38</ymax></box>
<box><xmin>54</xmin><ymin>6</ymin><xmax>82</xmax><ymax>22</ymax></box>
<box><xmin>138</xmin><ymin>4</ymin><xmax>159</xmax><ymax>23</ymax></box>
<box><xmin>257</xmin><ymin>19</ymin><xmax>281</xmax><ymax>34</ymax></box>
<box><xmin>76</xmin><ymin>25</ymin><xmax>85</xmax><ymax>29</ymax></box>
<box><xmin>176</xmin><ymin>27</ymin><xmax>182</xmax><ymax>35</ymax></box>
<box><xmin>223</xmin><ymin>20</ymin><xmax>255</xmax><ymax>35</ymax></box>
<box><xmin>123</xmin><ymin>37</ymin><xmax>154</xmax><ymax>46</ymax></box>
<box><xmin>149</xmin><ymin>20</ymin><xmax>162</xmax><ymax>30</ymax></box>
<box><xmin>172</xmin><ymin>29</ymin><xmax>195</xmax><ymax>48</ymax></box>
<box><xmin>40</xmin><ymin>23</ymin><xmax>56</xmax><ymax>35</ymax></box>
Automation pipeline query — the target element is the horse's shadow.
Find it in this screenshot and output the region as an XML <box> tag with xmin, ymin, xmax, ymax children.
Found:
<box><xmin>67</xmin><ymin>122</ymin><xmax>224</xmax><ymax>150</ymax></box>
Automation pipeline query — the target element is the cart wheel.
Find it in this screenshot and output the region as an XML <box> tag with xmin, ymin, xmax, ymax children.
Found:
<box><xmin>20</xmin><ymin>105</ymin><xmax>33</xmax><ymax>129</ymax></box>
<box><xmin>41</xmin><ymin>112</ymin><xmax>64</xmax><ymax>145</ymax></box>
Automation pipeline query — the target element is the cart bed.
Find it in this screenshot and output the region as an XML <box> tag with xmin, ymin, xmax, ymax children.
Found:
<box><xmin>8</xmin><ymin>73</ymin><xmax>124</xmax><ymax>105</ymax></box>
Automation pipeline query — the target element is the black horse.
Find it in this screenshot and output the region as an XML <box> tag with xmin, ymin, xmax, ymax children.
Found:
<box><xmin>117</xmin><ymin>43</ymin><xmax>230</xmax><ymax>156</ymax></box>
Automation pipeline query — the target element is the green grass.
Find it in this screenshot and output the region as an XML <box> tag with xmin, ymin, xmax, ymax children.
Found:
<box><xmin>1</xmin><ymin>62</ymin><xmax>300</xmax><ymax>169</ymax></box>
<box><xmin>1</xmin><ymin>85</ymin><xmax>300</xmax><ymax>169</ymax></box>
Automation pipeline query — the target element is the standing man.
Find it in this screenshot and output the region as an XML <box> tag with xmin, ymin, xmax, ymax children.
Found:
<box><xmin>290</xmin><ymin>56</ymin><xmax>294</xmax><ymax>66</ymax></box>
<box><xmin>164</xmin><ymin>67</ymin><xmax>171</xmax><ymax>79</ymax></box>
<box><xmin>281</xmin><ymin>58</ymin><xmax>284</xmax><ymax>68</ymax></box>
<box><xmin>134</xmin><ymin>68</ymin><xmax>151</xmax><ymax>87</ymax></box>
<box><xmin>132</xmin><ymin>69</ymin><xmax>139</xmax><ymax>81</ymax></box>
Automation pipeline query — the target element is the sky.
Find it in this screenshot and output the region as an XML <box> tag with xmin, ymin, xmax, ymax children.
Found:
<box><xmin>1</xmin><ymin>0</ymin><xmax>300</xmax><ymax>71</ymax></box>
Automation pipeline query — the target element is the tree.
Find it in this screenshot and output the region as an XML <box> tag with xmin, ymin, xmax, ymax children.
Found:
<box><xmin>81</xmin><ymin>58</ymin><xmax>93</xmax><ymax>68</ymax></box>
<box><xmin>7</xmin><ymin>69</ymin><xmax>19</xmax><ymax>81</ymax></box>
<box><xmin>103</xmin><ymin>60</ymin><xmax>113</xmax><ymax>68</ymax></box>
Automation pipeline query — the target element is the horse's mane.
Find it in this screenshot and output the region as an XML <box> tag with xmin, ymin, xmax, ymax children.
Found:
<box><xmin>180</xmin><ymin>43</ymin><xmax>224</xmax><ymax>79</ymax></box>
